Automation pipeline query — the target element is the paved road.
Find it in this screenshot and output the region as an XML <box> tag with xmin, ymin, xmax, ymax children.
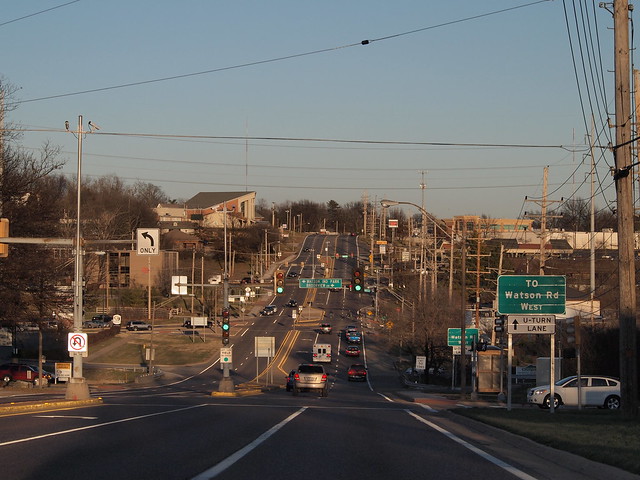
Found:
<box><xmin>0</xmin><ymin>235</ymin><xmax>637</xmax><ymax>480</ymax></box>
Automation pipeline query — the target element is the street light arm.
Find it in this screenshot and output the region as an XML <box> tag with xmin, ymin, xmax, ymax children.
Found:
<box><xmin>380</xmin><ymin>199</ymin><xmax>452</xmax><ymax>240</ymax></box>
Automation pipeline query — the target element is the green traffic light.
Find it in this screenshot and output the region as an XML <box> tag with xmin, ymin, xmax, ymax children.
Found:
<box><xmin>354</xmin><ymin>285</ymin><xmax>362</xmax><ymax>291</ymax></box>
<box><xmin>277</xmin><ymin>287</ymin><xmax>284</xmax><ymax>294</ymax></box>
<box><xmin>222</xmin><ymin>323</ymin><xmax>230</xmax><ymax>331</ymax></box>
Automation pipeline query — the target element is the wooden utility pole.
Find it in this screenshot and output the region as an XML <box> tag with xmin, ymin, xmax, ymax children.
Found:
<box><xmin>459</xmin><ymin>224</ymin><xmax>467</xmax><ymax>399</ymax></box>
<box><xmin>613</xmin><ymin>0</ymin><xmax>638</xmax><ymax>417</ymax></box>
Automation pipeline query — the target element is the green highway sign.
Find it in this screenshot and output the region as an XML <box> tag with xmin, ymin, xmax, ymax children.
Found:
<box><xmin>299</xmin><ymin>278</ymin><xmax>343</xmax><ymax>289</ymax></box>
<box><xmin>497</xmin><ymin>275</ymin><xmax>566</xmax><ymax>315</ymax></box>
<box><xmin>447</xmin><ymin>328</ymin><xmax>479</xmax><ymax>347</ymax></box>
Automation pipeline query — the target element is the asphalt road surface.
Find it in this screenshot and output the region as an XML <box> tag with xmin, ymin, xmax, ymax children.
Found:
<box><xmin>0</xmin><ymin>235</ymin><xmax>635</xmax><ymax>480</ymax></box>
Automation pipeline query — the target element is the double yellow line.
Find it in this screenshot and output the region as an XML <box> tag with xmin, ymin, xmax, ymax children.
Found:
<box><xmin>252</xmin><ymin>328</ymin><xmax>300</xmax><ymax>382</ymax></box>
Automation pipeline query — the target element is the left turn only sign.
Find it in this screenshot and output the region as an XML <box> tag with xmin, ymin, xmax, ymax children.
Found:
<box><xmin>137</xmin><ymin>228</ymin><xmax>160</xmax><ymax>255</ymax></box>
<box><xmin>68</xmin><ymin>333</ymin><xmax>88</xmax><ymax>353</ymax></box>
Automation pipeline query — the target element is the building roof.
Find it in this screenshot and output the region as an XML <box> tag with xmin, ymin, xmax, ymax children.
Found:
<box><xmin>185</xmin><ymin>191</ymin><xmax>255</xmax><ymax>209</ymax></box>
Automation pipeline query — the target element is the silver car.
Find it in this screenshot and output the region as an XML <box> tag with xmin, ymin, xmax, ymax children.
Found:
<box><xmin>527</xmin><ymin>375</ymin><xmax>621</xmax><ymax>410</ymax></box>
<box><xmin>292</xmin><ymin>364</ymin><xmax>328</xmax><ymax>397</ymax></box>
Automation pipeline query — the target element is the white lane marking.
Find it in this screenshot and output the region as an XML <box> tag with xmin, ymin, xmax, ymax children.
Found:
<box><xmin>419</xmin><ymin>403</ymin><xmax>439</xmax><ymax>413</ymax></box>
<box><xmin>0</xmin><ymin>405</ymin><xmax>205</xmax><ymax>447</ymax></box>
<box><xmin>191</xmin><ymin>407</ymin><xmax>307</xmax><ymax>480</ymax></box>
<box><xmin>377</xmin><ymin>393</ymin><xmax>394</xmax><ymax>402</ymax></box>
<box><xmin>406</xmin><ymin>410</ymin><xmax>538</xmax><ymax>480</ymax></box>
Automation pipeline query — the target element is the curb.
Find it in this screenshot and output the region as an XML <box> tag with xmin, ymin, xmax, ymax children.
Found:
<box><xmin>210</xmin><ymin>383</ymin><xmax>279</xmax><ymax>398</ymax></box>
<box><xmin>0</xmin><ymin>397</ymin><xmax>103</xmax><ymax>415</ymax></box>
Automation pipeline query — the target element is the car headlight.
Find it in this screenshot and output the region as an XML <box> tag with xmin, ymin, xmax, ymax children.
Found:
<box><xmin>532</xmin><ymin>388</ymin><xmax>548</xmax><ymax>395</ymax></box>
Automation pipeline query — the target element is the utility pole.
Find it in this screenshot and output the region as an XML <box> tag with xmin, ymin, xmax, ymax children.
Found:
<box><xmin>612</xmin><ymin>0</ymin><xmax>638</xmax><ymax>417</ymax></box>
<box><xmin>459</xmin><ymin>224</ymin><xmax>467</xmax><ymax>399</ymax></box>
<box><xmin>525</xmin><ymin>167</ymin><xmax>561</xmax><ymax>274</ymax></box>
<box><xmin>467</xmin><ymin>234</ymin><xmax>491</xmax><ymax>327</ymax></box>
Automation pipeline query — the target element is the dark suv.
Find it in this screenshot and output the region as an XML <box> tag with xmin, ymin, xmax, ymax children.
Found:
<box><xmin>83</xmin><ymin>314</ymin><xmax>113</xmax><ymax>328</ymax></box>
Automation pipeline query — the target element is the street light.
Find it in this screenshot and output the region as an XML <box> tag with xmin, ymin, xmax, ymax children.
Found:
<box><xmin>380</xmin><ymin>198</ymin><xmax>466</xmax><ymax>399</ymax></box>
<box><xmin>380</xmin><ymin>199</ymin><xmax>453</xmax><ymax>300</ymax></box>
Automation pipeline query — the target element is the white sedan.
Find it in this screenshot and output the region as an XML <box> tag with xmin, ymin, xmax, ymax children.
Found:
<box><xmin>527</xmin><ymin>375</ymin><xmax>621</xmax><ymax>410</ymax></box>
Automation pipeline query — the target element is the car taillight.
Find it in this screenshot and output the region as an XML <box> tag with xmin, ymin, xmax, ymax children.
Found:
<box><xmin>321</xmin><ymin>374</ymin><xmax>327</xmax><ymax>382</ymax></box>
<box><xmin>294</xmin><ymin>373</ymin><xmax>300</xmax><ymax>380</ymax></box>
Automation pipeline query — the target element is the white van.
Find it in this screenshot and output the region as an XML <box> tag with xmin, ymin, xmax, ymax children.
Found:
<box><xmin>312</xmin><ymin>343</ymin><xmax>332</xmax><ymax>363</ymax></box>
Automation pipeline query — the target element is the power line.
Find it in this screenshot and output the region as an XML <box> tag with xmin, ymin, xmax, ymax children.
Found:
<box><xmin>0</xmin><ymin>0</ymin><xmax>80</xmax><ymax>28</ymax></box>
<box><xmin>8</xmin><ymin>1</ymin><xmax>553</xmax><ymax>106</ymax></box>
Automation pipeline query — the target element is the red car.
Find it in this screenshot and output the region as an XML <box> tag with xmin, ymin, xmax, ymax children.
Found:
<box><xmin>348</xmin><ymin>364</ymin><xmax>367</xmax><ymax>381</ymax></box>
<box><xmin>345</xmin><ymin>346</ymin><xmax>360</xmax><ymax>357</ymax></box>
<box><xmin>0</xmin><ymin>363</ymin><xmax>51</xmax><ymax>385</ymax></box>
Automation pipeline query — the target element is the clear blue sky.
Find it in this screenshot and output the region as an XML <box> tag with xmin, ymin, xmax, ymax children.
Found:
<box><xmin>1</xmin><ymin>1</ymin><xmax>626</xmax><ymax>219</ymax></box>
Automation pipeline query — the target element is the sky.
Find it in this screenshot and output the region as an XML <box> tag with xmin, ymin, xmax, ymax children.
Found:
<box><xmin>0</xmin><ymin>1</ymin><xmax>630</xmax><ymax>219</ymax></box>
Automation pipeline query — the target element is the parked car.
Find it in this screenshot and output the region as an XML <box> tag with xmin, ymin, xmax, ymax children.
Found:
<box><xmin>83</xmin><ymin>314</ymin><xmax>113</xmax><ymax>329</ymax></box>
<box><xmin>348</xmin><ymin>364</ymin><xmax>367</xmax><ymax>382</ymax></box>
<box><xmin>260</xmin><ymin>305</ymin><xmax>278</xmax><ymax>316</ymax></box>
<box><xmin>287</xmin><ymin>272</ymin><xmax>299</xmax><ymax>278</ymax></box>
<box><xmin>125</xmin><ymin>320</ymin><xmax>152</xmax><ymax>331</ymax></box>
<box><xmin>527</xmin><ymin>375</ymin><xmax>621</xmax><ymax>410</ymax></box>
<box><xmin>320</xmin><ymin>323</ymin><xmax>332</xmax><ymax>334</ymax></box>
<box><xmin>345</xmin><ymin>346</ymin><xmax>360</xmax><ymax>357</ymax></box>
<box><xmin>0</xmin><ymin>363</ymin><xmax>51</xmax><ymax>385</ymax></box>
<box><xmin>292</xmin><ymin>363</ymin><xmax>328</xmax><ymax>397</ymax></box>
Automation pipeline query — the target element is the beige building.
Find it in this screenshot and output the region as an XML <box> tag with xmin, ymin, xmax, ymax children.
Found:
<box><xmin>156</xmin><ymin>191</ymin><xmax>256</xmax><ymax>231</ymax></box>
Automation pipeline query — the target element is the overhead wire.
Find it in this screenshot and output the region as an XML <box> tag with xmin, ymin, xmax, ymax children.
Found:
<box><xmin>7</xmin><ymin>1</ymin><xmax>553</xmax><ymax>107</ymax></box>
<box><xmin>0</xmin><ymin>0</ymin><xmax>80</xmax><ymax>28</ymax></box>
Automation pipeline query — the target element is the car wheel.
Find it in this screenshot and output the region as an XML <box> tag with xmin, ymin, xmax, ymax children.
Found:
<box><xmin>543</xmin><ymin>394</ymin><xmax>560</xmax><ymax>409</ymax></box>
<box><xmin>604</xmin><ymin>395</ymin><xmax>621</xmax><ymax>410</ymax></box>
<box><xmin>134</xmin><ymin>327</ymin><xmax>139</xmax><ymax>331</ymax></box>
<box><xmin>321</xmin><ymin>387</ymin><xmax>328</xmax><ymax>397</ymax></box>
<box><xmin>292</xmin><ymin>386</ymin><xmax>298</xmax><ymax>396</ymax></box>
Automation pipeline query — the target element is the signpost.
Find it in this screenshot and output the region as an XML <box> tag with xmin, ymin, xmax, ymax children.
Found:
<box><xmin>497</xmin><ymin>275</ymin><xmax>566</xmax><ymax>315</ymax></box>
<box><xmin>220</xmin><ymin>347</ymin><xmax>232</xmax><ymax>367</ymax></box>
<box><xmin>496</xmin><ymin>279</ymin><xmax>566</xmax><ymax>414</ymax></box>
<box><xmin>299</xmin><ymin>278</ymin><xmax>342</xmax><ymax>289</ymax></box>
<box><xmin>447</xmin><ymin>328</ymin><xmax>479</xmax><ymax>346</ymax></box>
<box><xmin>507</xmin><ymin>315</ymin><xmax>556</xmax><ymax>334</ymax></box>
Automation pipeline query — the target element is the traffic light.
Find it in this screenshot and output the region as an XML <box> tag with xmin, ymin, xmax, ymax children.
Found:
<box><xmin>352</xmin><ymin>268</ymin><xmax>363</xmax><ymax>292</ymax></box>
<box><xmin>494</xmin><ymin>316</ymin><xmax>506</xmax><ymax>334</ymax></box>
<box><xmin>565</xmin><ymin>317</ymin><xmax>581</xmax><ymax>345</ymax></box>
<box><xmin>0</xmin><ymin>218</ymin><xmax>8</xmax><ymax>258</ymax></box>
<box><xmin>274</xmin><ymin>271</ymin><xmax>285</xmax><ymax>295</ymax></box>
<box><xmin>221</xmin><ymin>308</ymin><xmax>230</xmax><ymax>345</ymax></box>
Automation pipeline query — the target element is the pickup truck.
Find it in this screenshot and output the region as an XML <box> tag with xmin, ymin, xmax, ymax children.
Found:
<box><xmin>183</xmin><ymin>317</ymin><xmax>212</xmax><ymax>328</ymax></box>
